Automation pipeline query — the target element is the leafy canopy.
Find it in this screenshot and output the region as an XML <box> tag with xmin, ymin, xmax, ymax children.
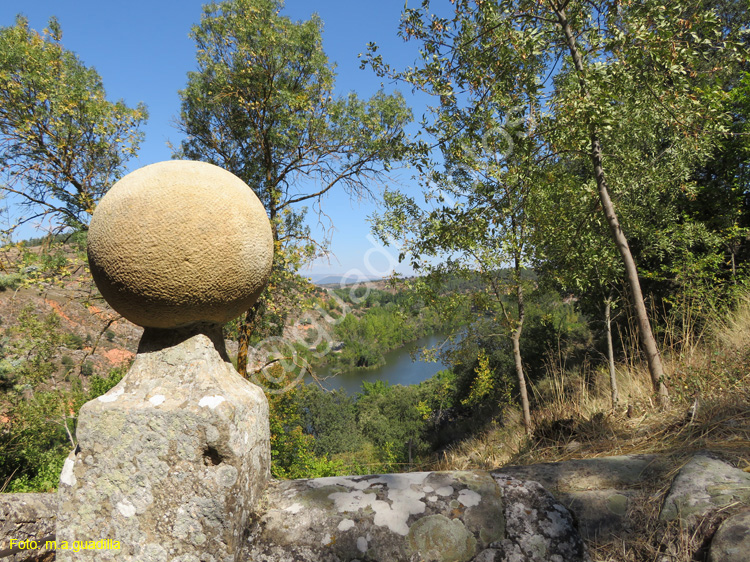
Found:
<box><xmin>0</xmin><ymin>16</ymin><xmax>147</xmax><ymax>233</ymax></box>
<box><xmin>178</xmin><ymin>0</ymin><xmax>412</xmax><ymax>351</ymax></box>
<box><xmin>178</xmin><ymin>0</ymin><xmax>411</xmax><ymax>230</ymax></box>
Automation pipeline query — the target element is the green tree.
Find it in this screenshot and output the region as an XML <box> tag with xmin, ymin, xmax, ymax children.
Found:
<box><xmin>366</xmin><ymin>0</ymin><xmax>746</xmax><ymax>406</ymax></box>
<box><xmin>263</xmin><ymin>365</ymin><xmax>345</xmax><ymax>479</ymax></box>
<box><xmin>177</xmin><ymin>0</ymin><xmax>411</xmax><ymax>374</ymax></box>
<box><xmin>0</xmin><ymin>16</ymin><xmax>147</xmax><ymax>234</ymax></box>
<box><xmin>355</xmin><ymin>381</ymin><xmax>427</xmax><ymax>468</ymax></box>
<box><xmin>297</xmin><ymin>386</ymin><xmax>363</xmax><ymax>457</ymax></box>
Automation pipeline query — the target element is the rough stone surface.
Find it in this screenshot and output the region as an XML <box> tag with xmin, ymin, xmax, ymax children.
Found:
<box><xmin>87</xmin><ymin>160</ymin><xmax>273</xmax><ymax>329</ymax></box>
<box><xmin>487</xmin><ymin>474</ymin><xmax>590</xmax><ymax>562</ymax></box>
<box><xmin>17</xmin><ymin>452</ymin><xmax>750</xmax><ymax>561</ymax></box>
<box><xmin>0</xmin><ymin>494</ymin><xmax>56</xmax><ymax>561</ymax></box>
<box><xmin>55</xmin><ymin>326</ymin><xmax>270</xmax><ymax>562</ymax></box>
<box><xmin>497</xmin><ymin>454</ymin><xmax>662</xmax><ymax>540</ymax></box>
<box><xmin>708</xmin><ymin>508</ymin><xmax>750</xmax><ymax>562</ymax></box>
<box><xmin>660</xmin><ymin>452</ymin><xmax>750</xmax><ymax>526</ymax></box>
<box><xmin>243</xmin><ymin>471</ymin><xmax>502</xmax><ymax>562</ymax></box>
<box><xmin>242</xmin><ymin>470</ymin><xmax>588</xmax><ymax>562</ymax></box>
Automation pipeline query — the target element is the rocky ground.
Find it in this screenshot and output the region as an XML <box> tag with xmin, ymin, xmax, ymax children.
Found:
<box><xmin>0</xmin><ymin>242</ymin><xmax>143</xmax><ymax>411</ymax></box>
<box><xmin>2</xmin><ymin>450</ymin><xmax>749</xmax><ymax>561</ymax></box>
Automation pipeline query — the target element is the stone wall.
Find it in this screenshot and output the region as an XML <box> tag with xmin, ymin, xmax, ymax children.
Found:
<box><xmin>3</xmin><ymin>452</ymin><xmax>749</xmax><ymax>561</ymax></box>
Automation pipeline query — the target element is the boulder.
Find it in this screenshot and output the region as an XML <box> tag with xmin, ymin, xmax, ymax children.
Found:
<box><xmin>496</xmin><ymin>454</ymin><xmax>663</xmax><ymax>540</ymax></box>
<box><xmin>486</xmin><ymin>474</ymin><xmax>590</xmax><ymax>562</ymax></box>
<box><xmin>242</xmin><ymin>470</ymin><xmax>588</xmax><ymax>562</ymax></box>
<box><xmin>660</xmin><ymin>452</ymin><xmax>750</xmax><ymax>526</ymax></box>
<box><xmin>709</xmin><ymin>508</ymin><xmax>750</xmax><ymax>562</ymax></box>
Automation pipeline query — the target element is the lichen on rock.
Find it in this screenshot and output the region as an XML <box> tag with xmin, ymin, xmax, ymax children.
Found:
<box><xmin>55</xmin><ymin>326</ymin><xmax>270</xmax><ymax>562</ymax></box>
<box><xmin>243</xmin><ymin>470</ymin><xmax>589</xmax><ymax>562</ymax></box>
<box><xmin>660</xmin><ymin>452</ymin><xmax>750</xmax><ymax>526</ymax></box>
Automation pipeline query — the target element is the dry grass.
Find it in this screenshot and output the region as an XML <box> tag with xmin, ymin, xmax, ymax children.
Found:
<box><xmin>431</xmin><ymin>297</ymin><xmax>750</xmax><ymax>561</ymax></box>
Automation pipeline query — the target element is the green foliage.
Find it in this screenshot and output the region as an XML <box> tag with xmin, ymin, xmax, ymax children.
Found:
<box><xmin>0</xmin><ymin>16</ymin><xmax>147</xmax><ymax>233</ymax></box>
<box><xmin>9</xmin><ymin>306</ymin><xmax>63</xmax><ymax>386</ymax></box>
<box><xmin>63</xmin><ymin>333</ymin><xmax>85</xmax><ymax>350</ymax></box>
<box><xmin>80</xmin><ymin>361</ymin><xmax>94</xmax><ymax>377</ymax></box>
<box><xmin>1</xmin><ymin>363</ymin><xmax>126</xmax><ymax>493</ymax></box>
<box><xmin>0</xmin><ymin>302</ymin><xmax>127</xmax><ymax>492</ymax></box>
<box><xmin>297</xmin><ymin>386</ymin><xmax>363</xmax><ymax>457</ymax></box>
<box><xmin>0</xmin><ymin>273</ymin><xmax>21</xmax><ymax>291</ymax></box>
<box><xmin>330</xmin><ymin>288</ymin><xmax>444</xmax><ymax>371</ymax></box>
<box><xmin>364</xmin><ymin>0</ymin><xmax>750</xmax><ymax>404</ymax></box>
<box><xmin>355</xmin><ymin>382</ymin><xmax>427</xmax><ymax>467</ymax></box>
<box><xmin>86</xmin><ymin>367</ymin><xmax>126</xmax><ymax>398</ymax></box>
<box><xmin>60</xmin><ymin>355</ymin><xmax>74</xmax><ymax>374</ymax></box>
<box><xmin>178</xmin><ymin>0</ymin><xmax>411</xmax><ymax>352</ymax></box>
<box><xmin>265</xmin><ymin>366</ymin><xmax>346</xmax><ymax>479</ymax></box>
<box><xmin>461</xmin><ymin>350</ymin><xmax>511</xmax><ymax>410</ymax></box>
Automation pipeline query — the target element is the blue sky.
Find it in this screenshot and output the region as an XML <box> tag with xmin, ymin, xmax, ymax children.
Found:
<box><xmin>0</xmin><ymin>0</ymin><xmax>431</xmax><ymax>278</ymax></box>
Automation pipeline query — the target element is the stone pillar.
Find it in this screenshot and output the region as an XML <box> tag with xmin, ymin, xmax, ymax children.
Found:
<box><xmin>56</xmin><ymin>161</ymin><xmax>274</xmax><ymax>562</ymax></box>
<box><xmin>57</xmin><ymin>326</ymin><xmax>269</xmax><ymax>562</ymax></box>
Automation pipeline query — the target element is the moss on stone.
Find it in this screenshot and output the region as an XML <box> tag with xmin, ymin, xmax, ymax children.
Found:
<box><xmin>407</xmin><ymin>514</ymin><xmax>477</xmax><ymax>562</ymax></box>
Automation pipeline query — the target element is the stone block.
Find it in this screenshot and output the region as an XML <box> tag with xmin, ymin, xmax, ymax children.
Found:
<box><xmin>56</xmin><ymin>326</ymin><xmax>270</xmax><ymax>562</ymax></box>
<box><xmin>243</xmin><ymin>470</ymin><xmax>588</xmax><ymax>562</ymax></box>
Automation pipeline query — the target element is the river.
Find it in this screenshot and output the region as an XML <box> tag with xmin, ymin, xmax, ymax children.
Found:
<box><xmin>304</xmin><ymin>333</ymin><xmax>452</xmax><ymax>395</ymax></box>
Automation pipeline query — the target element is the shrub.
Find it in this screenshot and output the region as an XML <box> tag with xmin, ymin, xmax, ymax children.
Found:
<box><xmin>0</xmin><ymin>273</ymin><xmax>22</xmax><ymax>291</ymax></box>
<box><xmin>64</xmin><ymin>333</ymin><xmax>85</xmax><ymax>350</ymax></box>
<box><xmin>80</xmin><ymin>361</ymin><xmax>94</xmax><ymax>377</ymax></box>
<box><xmin>61</xmin><ymin>355</ymin><xmax>74</xmax><ymax>374</ymax></box>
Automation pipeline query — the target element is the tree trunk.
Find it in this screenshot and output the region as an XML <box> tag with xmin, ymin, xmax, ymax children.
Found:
<box><xmin>236</xmin><ymin>300</ymin><xmax>262</xmax><ymax>378</ymax></box>
<box><xmin>513</xmin><ymin>264</ymin><xmax>532</xmax><ymax>434</ymax></box>
<box><xmin>605</xmin><ymin>296</ymin><xmax>619</xmax><ymax>409</ymax></box>
<box><xmin>551</xmin><ymin>1</ymin><xmax>669</xmax><ymax>406</ymax></box>
<box><xmin>237</xmin><ymin>173</ymin><xmax>278</xmax><ymax>379</ymax></box>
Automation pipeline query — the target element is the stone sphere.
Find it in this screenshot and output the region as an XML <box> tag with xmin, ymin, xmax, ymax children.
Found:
<box><xmin>87</xmin><ymin>160</ymin><xmax>273</xmax><ymax>329</ymax></box>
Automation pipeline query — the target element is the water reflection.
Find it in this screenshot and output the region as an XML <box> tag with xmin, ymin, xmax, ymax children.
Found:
<box><xmin>305</xmin><ymin>333</ymin><xmax>452</xmax><ymax>395</ymax></box>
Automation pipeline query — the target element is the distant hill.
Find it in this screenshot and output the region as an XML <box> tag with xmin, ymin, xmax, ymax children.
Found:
<box><xmin>307</xmin><ymin>273</ymin><xmax>383</xmax><ymax>287</ymax></box>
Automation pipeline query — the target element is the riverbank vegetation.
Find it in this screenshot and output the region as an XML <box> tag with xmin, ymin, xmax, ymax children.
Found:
<box><xmin>328</xmin><ymin>286</ymin><xmax>447</xmax><ymax>371</ymax></box>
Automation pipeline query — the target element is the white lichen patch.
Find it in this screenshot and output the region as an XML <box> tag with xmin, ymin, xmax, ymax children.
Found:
<box><xmin>327</xmin><ymin>473</ymin><xmax>429</xmax><ymax>536</ymax></box>
<box><xmin>458</xmin><ymin>489</ymin><xmax>482</xmax><ymax>507</ymax></box>
<box><xmin>116</xmin><ymin>499</ymin><xmax>137</xmax><ymax>518</ymax></box>
<box><xmin>216</xmin><ymin>465</ymin><xmax>239</xmax><ymax>488</ymax></box>
<box><xmin>148</xmin><ymin>394</ymin><xmax>166</xmax><ymax>406</ymax></box>
<box><xmin>435</xmin><ymin>486</ymin><xmax>454</xmax><ymax>497</ymax></box>
<box><xmin>338</xmin><ymin>519</ymin><xmax>355</xmax><ymax>531</ymax></box>
<box><xmin>60</xmin><ymin>458</ymin><xmax>76</xmax><ymax>486</ymax></box>
<box><xmin>284</xmin><ymin>503</ymin><xmax>304</xmax><ymax>514</ymax></box>
<box><xmin>98</xmin><ymin>386</ymin><xmax>124</xmax><ymax>403</ymax></box>
<box><xmin>321</xmin><ymin>533</ymin><xmax>333</xmax><ymax>546</ymax></box>
<box><xmin>357</xmin><ymin>536</ymin><xmax>368</xmax><ymax>553</ymax></box>
<box><xmin>329</xmin><ymin>489</ymin><xmax>388</xmax><ymax>514</ymax></box>
<box><xmin>198</xmin><ymin>395</ymin><xmax>225</xmax><ymax>409</ymax></box>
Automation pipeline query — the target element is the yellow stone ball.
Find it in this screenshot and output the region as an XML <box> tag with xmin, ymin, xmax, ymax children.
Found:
<box><xmin>87</xmin><ymin>160</ymin><xmax>273</xmax><ymax>329</ymax></box>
